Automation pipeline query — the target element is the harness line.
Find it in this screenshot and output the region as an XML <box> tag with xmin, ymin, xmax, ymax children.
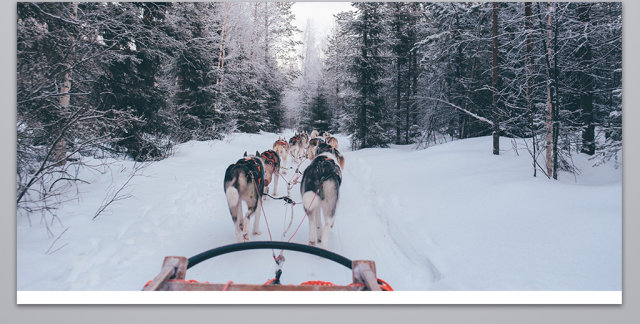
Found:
<box><xmin>278</xmin><ymin>156</ymin><xmax>306</xmax><ymax>194</ymax></box>
<box><xmin>247</xmin><ymin>154</ymin><xmax>324</xmax><ymax>283</ymax></box>
<box><xmin>286</xmin><ymin>187</ymin><xmax>321</xmax><ymax>243</ymax></box>
<box><xmin>251</xmin><ymin>176</ymin><xmax>273</xmax><ymax>242</ymax></box>
<box><xmin>252</xmin><ymin>177</ymin><xmax>288</xmax><ymax>281</ymax></box>
<box><xmin>281</xmin><ymin>201</ymin><xmax>296</xmax><ymax>240</ymax></box>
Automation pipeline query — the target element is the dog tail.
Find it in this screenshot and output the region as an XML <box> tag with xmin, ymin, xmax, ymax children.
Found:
<box><xmin>303</xmin><ymin>191</ymin><xmax>321</xmax><ymax>211</ymax></box>
<box><xmin>226</xmin><ymin>171</ymin><xmax>241</xmax><ymax>207</ymax></box>
<box><xmin>226</xmin><ymin>185</ymin><xmax>239</xmax><ymax>207</ymax></box>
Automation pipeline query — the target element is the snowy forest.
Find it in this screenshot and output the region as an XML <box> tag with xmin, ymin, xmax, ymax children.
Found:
<box><xmin>321</xmin><ymin>2</ymin><xmax>621</xmax><ymax>172</ymax></box>
<box><xmin>17</xmin><ymin>2</ymin><xmax>622</xmax><ymax>214</ymax></box>
<box><xmin>17</xmin><ymin>1</ymin><xmax>622</xmax><ymax>212</ymax></box>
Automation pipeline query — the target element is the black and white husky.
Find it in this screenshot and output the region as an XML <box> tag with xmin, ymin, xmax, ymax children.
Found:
<box><xmin>223</xmin><ymin>151</ymin><xmax>265</xmax><ymax>242</ymax></box>
<box><xmin>300</xmin><ymin>149</ymin><xmax>344</xmax><ymax>249</ymax></box>
<box><xmin>315</xmin><ymin>142</ymin><xmax>344</xmax><ymax>170</ymax></box>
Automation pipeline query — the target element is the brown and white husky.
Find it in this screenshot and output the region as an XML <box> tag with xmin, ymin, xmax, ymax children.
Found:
<box><xmin>326</xmin><ymin>136</ymin><xmax>339</xmax><ymax>150</ymax></box>
<box><xmin>273</xmin><ymin>137</ymin><xmax>289</xmax><ymax>172</ymax></box>
<box><xmin>306</xmin><ymin>136</ymin><xmax>325</xmax><ymax>161</ymax></box>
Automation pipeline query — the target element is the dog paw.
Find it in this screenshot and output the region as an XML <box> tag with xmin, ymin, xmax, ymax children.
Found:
<box><xmin>308</xmin><ymin>241</ymin><xmax>316</xmax><ymax>246</ymax></box>
<box><xmin>242</xmin><ymin>234</ymin><xmax>250</xmax><ymax>242</ymax></box>
<box><xmin>253</xmin><ymin>230</ymin><xmax>262</xmax><ymax>235</ymax></box>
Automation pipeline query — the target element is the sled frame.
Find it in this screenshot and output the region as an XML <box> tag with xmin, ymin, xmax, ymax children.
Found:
<box><xmin>143</xmin><ymin>256</ymin><xmax>381</xmax><ymax>291</ymax></box>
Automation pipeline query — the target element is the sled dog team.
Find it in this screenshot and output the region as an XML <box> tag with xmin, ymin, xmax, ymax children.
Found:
<box><xmin>223</xmin><ymin>131</ymin><xmax>343</xmax><ymax>250</ymax></box>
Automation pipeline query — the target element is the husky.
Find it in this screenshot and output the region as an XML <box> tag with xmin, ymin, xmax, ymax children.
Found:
<box><xmin>310</xmin><ymin>130</ymin><xmax>319</xmax><ymax>139</ymax></box>
<box><xmin>289</xmin><ymin>134</ymin><xmax>304</xmax><ymax>161</ymax></box>
<box><xmin>260</xmin><ymin>149</ymin><xmax>281</xmax><ymax>198</ymax></box>
<box><xmin>315</xmin><ymin>142</ymin><xmax>344</xmax><ymax>170</ymax></box>
<box><xmin>306</xmin><ymin>136</ymin><xmax>325</xmax><ymax>161</ymax></box>
<box><xmin>326</xmin><ymin>136</ymin><xmax>339</xmax><ymax>150</ymax></box>
<box><xmin>322</xmin><ymin>132</ymin><xmax>331</xmax><ymax>140</ymax></box>
<box><xmin>223</xmin><ymin>151</ymin><xmax>265</xmax><ymax>242</ymax></box>
<box><xmin>300</xmin><ymin>150</ymin><xmax>344</xmax><ymax>249</ymax></box>
<box><xmin>300</xmin><ymin>131</ymin><xmax>309</xmax><ymax>148</ymax></box>
<box><xmin>273</xmin><ymin>137</ymin><xmax>289</xmax><ymax>172</ymax></box>
<box><xmin>299</xmin><ymin>131</ymin><xmax>310</xmax><ymax>158</ymax></box>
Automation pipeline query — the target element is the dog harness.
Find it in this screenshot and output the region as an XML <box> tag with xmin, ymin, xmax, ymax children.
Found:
<box><xmin>314</xmin><ymin>155</ymin><xmax>342</xmax><ymax>184</ymax></box>
<box><xmin>309</xmin><ymin>137</ymin><xmax>325</xmax><ymax>146</ymax></box>
<box><xmin>235</xmin><ymin>157</ymin><xmax>265</xmax><ymax>195</ymax></box>
<box><xmin>260</xmin><ymin>150</ymin><xmax>279</xmax><ymax>168</ymax></box>
<box><xmin>316</xmin><ymin>143</ymin><xmax>340</xmax><ymax>158</ymax></box>
<box><xmin>306</xmin><ymin>155</ymin><xmax>342</xmax><ymax>200</ymax></box>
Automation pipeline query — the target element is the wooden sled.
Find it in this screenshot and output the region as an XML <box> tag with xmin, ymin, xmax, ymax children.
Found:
<box><xmin>143</xmin><ymin>241</ymin><xmax>390</xmax><ymax>291</ymax></box>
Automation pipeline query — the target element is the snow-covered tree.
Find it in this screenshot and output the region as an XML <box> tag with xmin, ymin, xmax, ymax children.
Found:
<box><xmin>163</xmin><ymin>2</ymin><xmax>223</xmax><ymax>141</ymax></box>
<box><xmin>301</xmin><ymin>88</ymin><xmax>332</xmax><ymax>133</ymax></box>
<box><xmin>346</xmin><ymin>2</ymin><xmax>392</xmax><ymax>149</ymax></box>
<box><xmin>324</xmin><ymin>10</ymin><xmax>358</xmax><ymax>135</ymax></box>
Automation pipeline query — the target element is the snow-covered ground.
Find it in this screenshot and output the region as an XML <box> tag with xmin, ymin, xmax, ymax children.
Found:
<box><xmin>17</xmin><ymin>131</ymin><xmax>621</xmax><ymax>291</ymax></box>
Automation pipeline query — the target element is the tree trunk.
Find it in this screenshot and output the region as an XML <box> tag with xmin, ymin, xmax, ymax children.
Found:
<box><xmin>406</xmin><ymin>46</ymin><xmax>413</xmax><ymax>144</ymax></box>
<box><xmin>264</xmin><ymin>2</ymin><xmax>269</xmax><ymax>68</ymax></box>
<box><xmin>552</xmin><ymin>6</ymin><xmax>560</xmax><ymax>180</ymax></box>
<box><xmin>525</xmin><ymin>2</ymin><xmax>536</xmax><ymax>176</ymax></box>
<box><xmin>394</xmin><ymin>4</ymin><xmax>402</xmax><ymax>144</ymax></box>
<box><xmin>250</xmin><ymin>3</ymin><xmax>258</xmax><ymax>61</ymax></box>
<box><xmin>248</xmin><ymin>3</ymin><xmax>258</xmax><ymax>98</ymax></box>
<box><xmin>492</xmin><ymin>2</ymin><xmax>500</xmax><ymax>155</ymax></box>
<box><xmin>396</xmin><ymin>47</ymin><xmax>402</xmax><ymax>144</ymax></box>
<box><xmin>56</xmin><ymin>3</ymin><xmax>78</xmax><ymax>167</ymax></box>
<box><xmin>577</xmin><ymin>3</ymin><xmax>595</xmax><ymax>155</ymax></box>
<box><xmin>543</xmin><ymin>2</ymin><xmax>555</xmax><ymax>178</ymax></box>
<box><xmin>360</xmin><ymin>22</ymin><xmax>368</xmax><ymax>148</ymax></box>
<box><xmin>214</xmin><ymin>2</ymin><xmax>231</xmax><ymax>111</ymax></box>
<box><xmin>410</xmin><ymin>38</ymin><xmax>418</xmax><ymax>144</ymax></box>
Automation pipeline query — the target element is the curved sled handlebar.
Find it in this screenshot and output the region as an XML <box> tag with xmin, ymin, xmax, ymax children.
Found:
<box><xmin>187</xmin><ymin>241</ymin><xmax>353</xmax><ymax>270</ymax></box>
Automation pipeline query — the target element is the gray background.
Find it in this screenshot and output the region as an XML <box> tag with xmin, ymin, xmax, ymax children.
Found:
<box><xmin>3</xmin><ymin>0</ymin><xmax>637</xmax><ymax>323</ymax></box>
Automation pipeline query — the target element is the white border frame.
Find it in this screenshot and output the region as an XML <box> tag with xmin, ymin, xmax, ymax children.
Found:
<box><xmin>17</xmin><ymin>291</ymin><xmax>622</xmax><ymax>305</ymax></box>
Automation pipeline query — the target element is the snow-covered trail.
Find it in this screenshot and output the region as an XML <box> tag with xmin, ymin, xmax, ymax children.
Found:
<box><xmin>17</xmin><ymin>132</ymin><xmax>621</xmax><ymax>291</ymax></box>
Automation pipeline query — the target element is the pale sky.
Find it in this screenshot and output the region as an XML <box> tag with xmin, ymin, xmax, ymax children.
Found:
<box><xmin>292</xmin><ymin>2</ymin><xmax>354</xmax><ymax>40</ymax></box>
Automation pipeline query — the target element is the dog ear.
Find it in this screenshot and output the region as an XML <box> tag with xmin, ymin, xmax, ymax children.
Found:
<box><xmin>243</xmin><ymin>151</ymin><xmax>247</xmax><ymax>157</ymax></box>
<box><xmin>256</xmin><ymin>150</ymin><xmax>260</xmax><ymax>157</ymax></box>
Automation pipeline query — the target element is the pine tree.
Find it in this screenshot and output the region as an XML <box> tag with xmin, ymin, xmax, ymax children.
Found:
<box><xmin>388</xmin><ymin>2</ymin><xmax>421</xmax><ymax>144</ymax></box>
<box><xmin>304</xmin><ymin>90</ymin><xmax>332</xmax><ymax>133</ymax></box>
<box><xmin>92</xmin><ymin>2</ymin><xmax>174</xmax><ymax>161</ymax></box>
<box><xmin>164</xmin><ymin>2</ymin><xmax>222</xmax><ymax>141</ymax></box>
<box><xmin>324</xmin><ymin>11</ymin><xmax>358</xmax><ymax>135</ymax></box>
<box><xmin>348</xmin><ymin>2</ymin><xmax>391</xmax><ymax>148</ymax></box>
